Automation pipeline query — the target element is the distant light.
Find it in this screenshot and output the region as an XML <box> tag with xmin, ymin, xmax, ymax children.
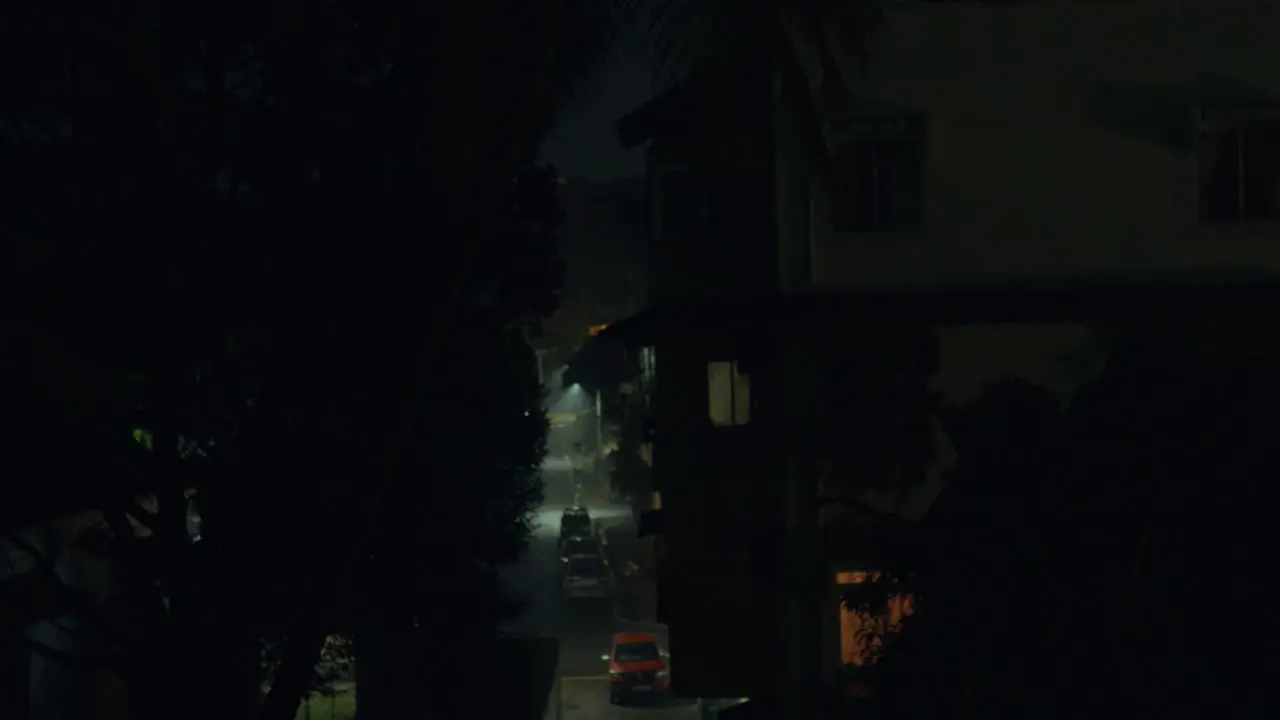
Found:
<box><xmin>588</xmin><ymin>324</ymin><xmax>609</xmax><ymax>337</ymax></box>
<box><xmin>524</xmin><ymin>410</ymin><xmax>530</xmax><ymax>417</ymax></box>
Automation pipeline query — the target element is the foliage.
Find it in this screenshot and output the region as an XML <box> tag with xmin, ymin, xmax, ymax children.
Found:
<box><xmin>841</xmin><ymin>321</ymin><xmax>1278</xmax><ymax>719</ymax></box>
<box><xmin>261</xmin><ymin>635</ymin><xmax>354</xmax><ymax>697</ymax></box>
<box><xmin>608</xmin><ymin>393</ymin><xmax>653</xmax><ymax>502</ymax></box>
<box><xmin>627</xmin><ymin>0</ymin><xmax>886</xmax><ymax>191</ymax></box>
<box><xmin>1</xmin><ymin>2</ymin><xmax>613</xmax><ymax>720</ymax></box>
<box><xmin>639</xmin><ymin>0</ymin><xmax>883</xmax><ymax>85</ymax></box>
<box><xmin>818</xmin><ymin>327</ymin><xmax>944</xmax><ymax>504</ymax></box>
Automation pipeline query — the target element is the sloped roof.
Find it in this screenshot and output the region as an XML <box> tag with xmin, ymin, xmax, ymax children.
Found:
<box><xmin>616</xmin><ymin>81</ymin><xmax>697</xmax><ymax>149</ymax></box>
<box><xmin>614</xmin><ymin>65</ymin><xmax>777</xmax><ymax>150</ymax></box>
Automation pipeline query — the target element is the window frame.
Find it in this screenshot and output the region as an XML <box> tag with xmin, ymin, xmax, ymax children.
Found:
<box><xmin>707</xmin><ymin>360</ymin><xmax>751</xmax><ymax>427</ymax></box>
<box><xmin>1196</xmin><ymin>104</ymin><xmax>1280</xmax><ymax>227</ymax></box>
<box><xmin>831</xmin><ymin>113</ymin><xmax>928</xmax><ymax>235</ymax></box>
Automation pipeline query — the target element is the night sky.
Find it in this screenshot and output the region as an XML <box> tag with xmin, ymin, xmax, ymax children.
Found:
<box><xmin>538</xmin><ymin>41</ymin><xmax>655</xmax><ymax>182</ymax></box>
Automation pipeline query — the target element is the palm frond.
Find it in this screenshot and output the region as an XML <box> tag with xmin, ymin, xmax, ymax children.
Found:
<box><xmin>640</xmin><ymin>0</ymin><xmax>884</xmax><ymax>87</ymax></box>
<box><xmin>547</xmin><ymin>0</ymin><xmax>634</xmax><ymax>99</ymax></box>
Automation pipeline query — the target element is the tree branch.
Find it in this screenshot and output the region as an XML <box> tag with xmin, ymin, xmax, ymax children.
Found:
<box><xmin>1</xmin><ymin>530</ymin><xmax>55</xmax><ymax>571</ymax></box>
<box><xmin>102</xmin><ymin>508</ymin><xmax>138</xmax><ymax>545</ymax></box>
<box><xmin>125</xmin><ymin>502</ymin><xmax>158</xmax><ymax>530</ymax></box>
<box><xmin>258</xmin><ymin>629</ymin><xmax>328</xmax><ymax>720</ymax></box>
<box><xmin>0</xmin><ymin>529</ymin><xmax>127</xmax><ymax>645</ymax></box>
<box><xmin>817</xmin><ymin>495</ymin><xmax>914</xmax><ymax>528</ymax></box>
<box><xmin>4</xmin><ymin>628</ymin><xmax>120</xmax><ymax>670</ymax></box>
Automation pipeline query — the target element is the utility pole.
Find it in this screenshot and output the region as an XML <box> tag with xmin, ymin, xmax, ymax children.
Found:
<box><xmin>779</xmin><ymin>458</ymin><xmax>823</xmax><ymax>720</ymax></box>
<box><xmin>777</xmin><ymin>344</ymin><xmax>826</xmax><ymax>720</ymax></box>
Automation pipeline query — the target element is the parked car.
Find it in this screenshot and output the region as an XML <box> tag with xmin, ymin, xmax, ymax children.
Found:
<box><xmin>558</xmin><ymin>506</ymin><xmax>592</xmax><ymax>546</ymax></box>
<box><xmin>603</xmin><ymin>631</ymin><xmax>669</xmax><ymax>704</ymax></box>
<box><xmin>561</xmin><ymin>556</ymin><xmax>612</xmax><ymax>601</ymax></box>
<box><xmin>560</xmin><ymin>535</ymin><xmax>604</xmax><ymax>566</ymax></box>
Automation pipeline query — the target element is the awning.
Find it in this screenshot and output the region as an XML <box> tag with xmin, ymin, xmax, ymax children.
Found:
<box><xmin>586</xmin><ymin>271</ymin><xmax>1280</xmax><ymax>349</ymax></box>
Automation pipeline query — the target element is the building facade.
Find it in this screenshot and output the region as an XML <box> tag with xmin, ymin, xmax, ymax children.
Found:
<box><xmin>576</xmin><ymin>0</ymin><xmax>1280</xmax><ymax>713</ymax></box>
<box><xmin>795</xmin><ymin>0</ymin><xmax>1280</xmax><ymax>290</ymax></box>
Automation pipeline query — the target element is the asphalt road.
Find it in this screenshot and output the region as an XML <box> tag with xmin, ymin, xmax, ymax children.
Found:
<box><xmin>503</xmin><ymin>502</ymin><xmax>697</xmax><ymax>720</ymax></box>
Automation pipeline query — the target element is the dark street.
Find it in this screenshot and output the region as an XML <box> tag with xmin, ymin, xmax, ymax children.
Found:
<box><xmin>503</xmin><ymin>484</ymin><xmax>694</xmax><ymax>719</ymax></box>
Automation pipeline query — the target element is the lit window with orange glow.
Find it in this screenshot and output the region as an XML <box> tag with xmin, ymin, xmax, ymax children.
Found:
<box><xmin>833</xmin><ymin>570</ymin><xmax>915</xmax><ymax>667</ymax></box>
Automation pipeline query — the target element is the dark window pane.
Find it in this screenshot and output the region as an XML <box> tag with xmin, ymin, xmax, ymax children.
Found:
<box><xmin>831</xmin><ymin>145</ymin><xmax>856</xmax><ymax>231</ymax></box>
<box><xmin>829</xmin><ymin>133</ymin><xmax>921</xmax><ymax>234</ymax></box>
<box><xmin>1200</xmin><ymin>129</ymin><xmax>1242</xmax><ymax>223</ymax></box>
<box><xmin>1241</xmin><ymin>120</ymin><xmax>1280</xmax><ymax>222</ymax></box>
<box><xmin>832</xmin><ymin>140</ymin><xmax>879</xmax><ymax>232</ymax></box>
<box><xmin>615</xmin><ymin>643</ymin><xmax>660</xmax><ymax>662</ymax></box>
<box><xmin>568</xmin><ymin>557</ymin><xmax>607</xmax><ymax>577</ymax></box>
<box><xmin>884</xmin><ymin>140</ymin><xmax>923</xmax><ymax>231</ymax></box>
<box><xmin>834</xmin><ymin>137</ymin><xmax>922</xmax><ymax>233</ymax></box>
<box><xmin>853</xmin><ymin>141</ymin><xmax>879</xmax><ymax>232</ymax></box>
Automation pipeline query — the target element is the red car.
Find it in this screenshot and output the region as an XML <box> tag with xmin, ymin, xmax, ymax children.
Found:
<box><xmin>602</xmin><ymin>631</ymin><xmax>670</xmax><ymax>704</ymax></box>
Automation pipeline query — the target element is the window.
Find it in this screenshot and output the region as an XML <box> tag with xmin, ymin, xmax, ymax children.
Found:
<box><xmin>560</xmin><ymin>514</ymin><xmax>591</xmax><ymax>535</ymax></box>
<box><xmin>707</xmin><ymin>361</ymin><xmax>751</xmax><ymax>426</ymax></box>
<box><xmin>567</xmin><ymin>557</ymin><xmax>608</xmax><ymax>578</ymax></box>
<box><xmin>615</xmin><ymin>642</ymin><xmax>661</xmax><ymax>662</ymax></box>
<box><xmin>833</xmin><ymin>571</ymin><xmax>914</xmax><ymax>668</ymax></box>
<box><xmin>563</xmin><ymin>537</ymin><xmax>596</xmax><ymax>556</ymax></box>
<box><xmin>1199</xmin><ymin>109</ymin><xmax>1280</xmax><ymax>224</ymax></box>
<box><xmin>832</xmin><ymin>115</ymin><xmax>926</xmax><ymax>233</ymax></box>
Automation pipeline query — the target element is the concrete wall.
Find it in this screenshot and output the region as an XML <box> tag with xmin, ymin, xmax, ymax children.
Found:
<box><xmin>798</xmin><ymin>0</ymin><xmax>1280</xmax><ymax>288</ymax></box>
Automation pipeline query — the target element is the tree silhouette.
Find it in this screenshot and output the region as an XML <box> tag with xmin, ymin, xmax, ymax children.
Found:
<box><xmin>2</xmin><ymin>2</ymin><xmax>618</xmax><ymax>719</ymax></box>
<box><xmin>845</xmin><ymin>319</ymin><xmax>1279</xmax><ymax>720</ymax></box>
